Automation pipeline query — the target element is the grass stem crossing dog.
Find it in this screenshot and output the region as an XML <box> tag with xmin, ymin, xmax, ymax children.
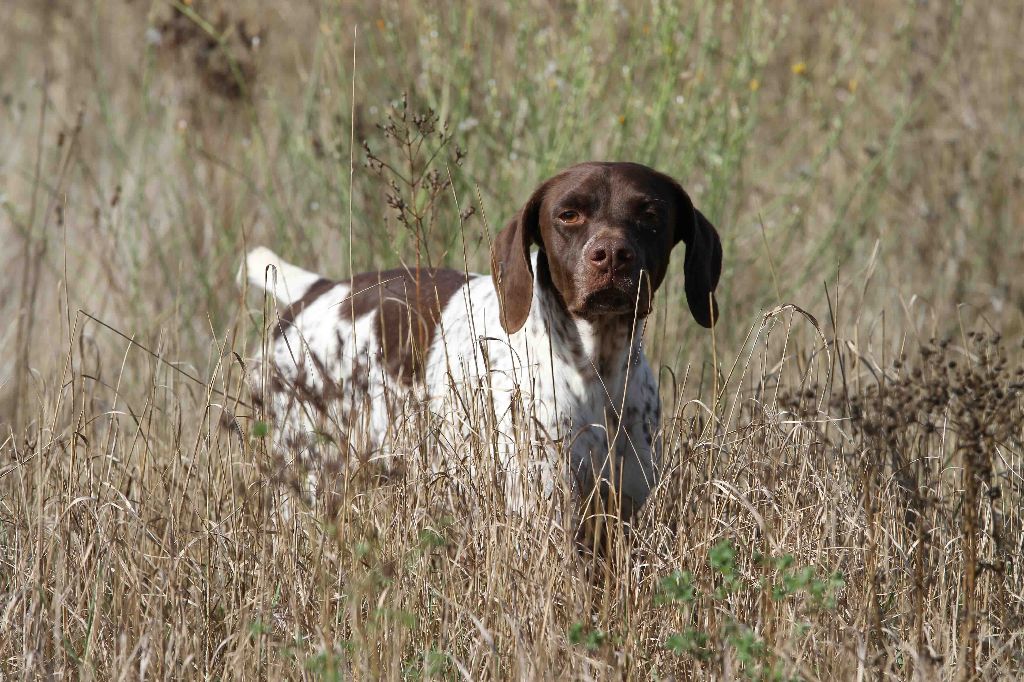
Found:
<box><xmin>241</xmin><ymin>161</ymin><xmax>721</xmax><ymax>518</ymax></box>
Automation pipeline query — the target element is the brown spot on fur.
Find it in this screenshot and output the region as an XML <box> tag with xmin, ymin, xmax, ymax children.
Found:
<box><xmin>307</xmin><ymin>350</ymin><xmax>344</xmax><ymax>403</ymax></box>
<box><xmin>289</xmin><ymin>368</ymin><xmax>330</xmax><ymax>417</ymax></box>
<box><xmin>336</xmin><ymin>270</ymin><xmax>390</xmax><ymax>320</ymax></box>
<box><xmin>339</xmin><ymin>268</ymin><xmax>472</xmax><ymax>385</ymax></box>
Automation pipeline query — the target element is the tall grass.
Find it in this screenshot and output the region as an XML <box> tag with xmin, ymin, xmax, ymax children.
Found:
<box><xmin>2</xmin><ymin>0</ymin><xmax>1022</xmax><ymax>677</ymax></box>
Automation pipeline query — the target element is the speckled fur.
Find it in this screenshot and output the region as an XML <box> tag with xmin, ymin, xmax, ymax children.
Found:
<box><xmin>241</xmin><ymin>162</ymin><xmax>721</xmax><ymax>515</ymax></box>
<box><xmin>244</xmin><ymin>251</ymin><xmax>660</xmax><ymax>512</ymax></box>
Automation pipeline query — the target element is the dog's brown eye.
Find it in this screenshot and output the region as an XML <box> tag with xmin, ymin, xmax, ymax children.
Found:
<box><xmin>558</xmin><ymin>210</ymin><xmax>583</xmax><ymax>224</ymax></box>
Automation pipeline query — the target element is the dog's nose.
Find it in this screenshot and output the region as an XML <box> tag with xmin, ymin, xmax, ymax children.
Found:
<box><xmin>587</xmin><ymin>237</ymin><xmax>635</xmax><ymax>274</ymax></box>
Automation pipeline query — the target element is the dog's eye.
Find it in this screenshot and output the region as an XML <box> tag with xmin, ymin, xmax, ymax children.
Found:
<box><xmin>558</xmin><ymin>210</ymin><xmax>584</xmax><ymax>225</ymax></box>
<box><xmin>635</xmin><ymin>210</ymin><xmax>659</xmax><ymax>230</ymax></box>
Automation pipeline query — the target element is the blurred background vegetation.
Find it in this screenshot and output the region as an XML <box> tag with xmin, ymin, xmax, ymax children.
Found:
<box><xmin>3</xmin><ymin>0</ymin><xmax>1021</xmax><ymax>415</ymax></box>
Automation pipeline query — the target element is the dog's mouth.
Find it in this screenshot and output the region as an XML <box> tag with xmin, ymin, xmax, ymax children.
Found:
<box><xmin>580</xmin><ymin>284</ymin><xmax>649</xmax><ymax>318</ymax></box>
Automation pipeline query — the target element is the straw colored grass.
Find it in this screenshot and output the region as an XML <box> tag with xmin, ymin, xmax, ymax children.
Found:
<box><xmin>2</xmin><ymin>1</ymin><xmax>1022</xmax><ymax>678</ymax></box>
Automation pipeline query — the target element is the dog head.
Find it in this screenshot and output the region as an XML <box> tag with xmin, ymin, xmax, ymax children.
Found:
<box><xmin>491</xmin><ymin>161</ymin><xmax>722</xmax><ymax>333</ymax></box>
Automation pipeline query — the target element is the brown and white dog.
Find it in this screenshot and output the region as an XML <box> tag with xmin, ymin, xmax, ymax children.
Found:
<box><xmin>241</xmin><ymin>161</ymin><xmax>721</xmax><ymax>516</ymax></box>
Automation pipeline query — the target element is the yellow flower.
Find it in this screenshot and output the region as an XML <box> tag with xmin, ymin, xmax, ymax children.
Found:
<box><xmin>749</xmin><ymin>78</ymin><xmax>760</xmax><ymax>92</ymax></box>
<box><xmin>848</xmin><ymin>78</ymin><xmax>858</xmax><ymax>93</ymax></box>
<box><xmin>791</xmin><ymin>61</ymin><xmax>807</xmax><ymax>76</ymax></box>
<box><xmin>618</xmin><ymin>115</ymin><xmax>626</xmax><ymax>125</ymax></box>
<box><xmin>376</xmin><ymin>18</ymin><xmax>385</xmax><ymax>31</ymax></box>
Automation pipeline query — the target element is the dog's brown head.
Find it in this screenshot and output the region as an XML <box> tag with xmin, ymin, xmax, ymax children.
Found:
<box><xmin>491</xmin><ymin>161</ymin><xmax>722</xmax><ymax>334</ymax></box>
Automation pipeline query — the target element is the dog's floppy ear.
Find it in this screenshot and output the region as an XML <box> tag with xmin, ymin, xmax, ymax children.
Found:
<box><xmin>672</xmin><ymin>184</ymin><xmax>722</xmax><ymax>328</ymax></box>
<box><xmin>490</xmin><ymin>183</ymin><xmax>548</xmax><ymax>334</ymax></box>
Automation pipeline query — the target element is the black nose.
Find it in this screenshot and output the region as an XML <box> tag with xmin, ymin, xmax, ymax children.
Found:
<box><xmin>587</xmin><ymin>238</ymin><xmax>635</xmax><ymax>274</ymax></box>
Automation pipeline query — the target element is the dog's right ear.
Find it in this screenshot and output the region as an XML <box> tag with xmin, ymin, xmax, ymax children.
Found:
<box><xmin>670</xmin><ymin>183</ymin><xmax>723</xmax><ymax>329</ymax></box>
<box><xmin>490</xmin><ymin>183</ymin><xmax>547</xmax><ymax>334</ymax></box>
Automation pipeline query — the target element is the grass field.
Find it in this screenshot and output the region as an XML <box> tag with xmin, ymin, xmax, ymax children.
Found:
<box><xmin>2</xmin><ymin>0</ymin><xmax>1023</xmax><ymax>678</ymax></box>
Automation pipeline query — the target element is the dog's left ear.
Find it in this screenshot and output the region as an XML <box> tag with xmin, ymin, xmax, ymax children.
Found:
<box><xmin>672</xmin><ymin>184</ymin><xmax>722</xmax><ymax>328</ymax></box>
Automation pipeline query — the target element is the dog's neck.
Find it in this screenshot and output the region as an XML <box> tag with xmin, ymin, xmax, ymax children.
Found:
<box><xmin>532</xmin><ymin>253</ymin><xmax>644</xmax><ymax>383</ymax></box>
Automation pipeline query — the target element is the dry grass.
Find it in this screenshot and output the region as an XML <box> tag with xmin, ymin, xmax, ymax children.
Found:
<box><xmin>2</xmin><ymin>0</ymin><xmax>1023</xmax><ymax>678</ymax></box>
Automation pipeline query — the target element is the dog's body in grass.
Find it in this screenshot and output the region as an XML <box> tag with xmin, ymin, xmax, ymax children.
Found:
<box><xmin>242</xmin><ymin>161</ymin><xmax>721</xmax><ymax>517</ymax></box>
